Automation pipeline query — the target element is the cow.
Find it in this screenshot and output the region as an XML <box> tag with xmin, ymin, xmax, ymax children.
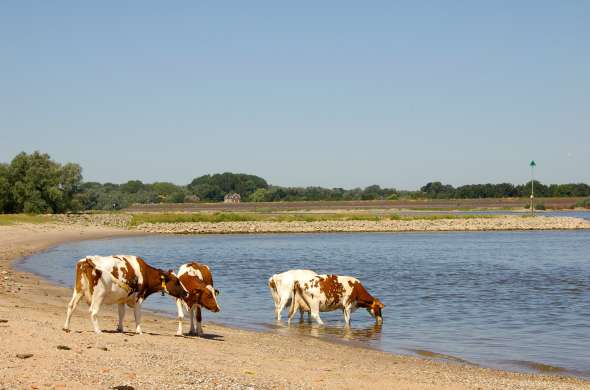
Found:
<box><xmin>63</xmin><ymin>255</ymin><xmax>187</xmax><ymax>334</ymax></box>
<box><xmin>288</xmin><ymin>274</ymin><xmax>384</xmax><ymax>326</ymax></box>
<box><xmin>268</xmin><ymin>269</ymin><xmax>318</xmax><ymax>321</ymax></box>
<box><xmin>175</xmin><ymin>262</ymin><xmax>220</xmax><ymax>336</ymax></box>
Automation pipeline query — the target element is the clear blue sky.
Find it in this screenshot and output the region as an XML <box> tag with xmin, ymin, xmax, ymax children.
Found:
<box><xmin>1</xmin><ymin>1</ymin><xmax>588</xmax><ymax>189</ymax></box>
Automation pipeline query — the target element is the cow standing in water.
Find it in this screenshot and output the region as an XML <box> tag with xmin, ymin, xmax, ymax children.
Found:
<box><xmin>63</xmin><ymin>255</ymin><xmax>187</xmax><ymax>334</ymax></box>
<box><xmin>288</xmin><ymin>274</ymin><xmax>384</xmax><ymax>325</ymax></box>
<box><xmin>268</xmin><ymin>269</ymin><xmax>318</xmax><ymax>321</ymax></box>
<box><xmin>175</xmin><ymin>262</ymin><xmax>220</xmax><ymax>336</ymax></box>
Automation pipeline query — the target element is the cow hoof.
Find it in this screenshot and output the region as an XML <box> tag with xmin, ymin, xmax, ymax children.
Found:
<box><xmin>62</xmin><ymin>328</ymin><xmax>70</xmax><ymax>333</ymax></box>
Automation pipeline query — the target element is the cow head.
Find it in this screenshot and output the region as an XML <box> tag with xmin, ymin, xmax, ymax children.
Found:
<box><xmin>160</xmin><ymin>270</ymin><xmax>188</xmax><ymax>299</ymax></box>
<box><xmin>368</xmin><ymin>299</ymin><xmax>384</xmax><ymax>324</ymax></box>
<box><xmin>200</xmin><ymin>286</ymin><xmax>221</xmax><ymax>312</ymax></box>
<box><xmin>189</xmin><ymin>282</ymin><xmax>220</xmax><ymax>313</ymax></box>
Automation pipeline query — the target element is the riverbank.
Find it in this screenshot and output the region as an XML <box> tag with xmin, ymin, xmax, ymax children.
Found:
<box><xmin>134</xmin><ymin>215</ymin><xmax>590</xmax><ymax>234</ymax></box>
<box><xmin>1</xmin><ymin>223</ymin><xmax>590</xmax><ymax>389</ymax></box>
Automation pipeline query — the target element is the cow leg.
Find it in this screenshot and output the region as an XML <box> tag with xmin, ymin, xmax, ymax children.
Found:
<box><xmin>133</xmin><ymin>303</ymin><xmax>143</xmax><ymax>335</ymax></box>
<box><xmin>276</xmin><ymin>297</ymin><xmax>289</xmax><ymax>321</ymax></box>
<box><xmin>176</xmin><ymin>299</ymin><xmax>185</xmax><ymax>336</ymax></box>
<box><xmin>309</xmin><ymin>301</ymin><xmax>324</xmax><ymax>325</ymax></box>
<box><xmin>188</xmin><ymin>306</ymin><xmax>196</xmax><ymax>336</ymax></box>
<box><xmin>117</xmin><ymin>304</ymin><xmax>125</xmax><ymax>332</ymax></box>
<box><xmin>287</xmin><ymin>298</ymin><xmax>299</xmax><ymax>324</ymax></box>
<box><xmin>196</xmin><ymin>306</ymin><xmax>203</xmax><ymax>336</ymax></box>
<box><xmin>311</xmin><ymin>312</ymin><xmax>324</xmax><ymax>325</ymax></box>
<box><xmin>89</xmin><ymin>294</ymin><xmax>104</xmax><ymax>334</ymax></box>
<box><xmin>63</xmin><ymin>290</ymin><xmax>83</xmax><ymax>331</ymax></box>
<box><xmin>299</xmin><ymin>308</ymin><xmax>305</xmax><ymax>322</ymax></box>
<box><xmin>343</xmin><ymin>307</ymin><xmax>352</xmax><ymax>325</ymax></box>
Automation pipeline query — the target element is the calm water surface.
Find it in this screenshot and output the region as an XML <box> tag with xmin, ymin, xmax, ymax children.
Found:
<box><xmin>18</xmin><ymin>228</ymin><xmax>590</xmax><ymax>378</ymax></box>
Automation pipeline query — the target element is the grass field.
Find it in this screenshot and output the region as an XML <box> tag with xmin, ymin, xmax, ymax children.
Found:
<box><xmin>0</xmin><ymin>214</ymin><xmax>55</xmax><ymax>225</ymax></box>
<box><xmin>124</xmin><ymin>197</ymin><xmax>584</xmax><ymax>213</ymax></box>
<box><xmin>128</xmin><ymin>212</ymin><xmax>499</xmax><ymax>226</ymax></box>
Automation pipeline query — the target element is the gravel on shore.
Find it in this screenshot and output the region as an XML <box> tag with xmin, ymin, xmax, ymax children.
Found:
<box><xmin>135</xmin><ymin>216</ymin><xmax>590</xmax><ymax>234</ymax></box>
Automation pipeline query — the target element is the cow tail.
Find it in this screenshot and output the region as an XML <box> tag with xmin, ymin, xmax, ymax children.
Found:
<box><xmin>268</xmin><ymin>275</ymin><xmax>280</xmax><ymax>305</ymax></box>
<box><xmin>76</xmin><ymin>257</ymin><xmax>100</xmax><ymax>303</ymax></box>
<box><xmin>288</xmin><ymin>281</ymin><xmax>302</xmax><ymax>319</ymax></box>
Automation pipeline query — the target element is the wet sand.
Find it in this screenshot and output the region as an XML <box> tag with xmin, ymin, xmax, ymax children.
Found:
<box><xmin>1</xmin><ymin>223</ymin><xmax>589</xmax><ymax>389</ymax></box>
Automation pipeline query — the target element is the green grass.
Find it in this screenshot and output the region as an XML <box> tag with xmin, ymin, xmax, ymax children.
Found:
<box><xmin>129</xmin><ymin>212</ymin><xmax>500</xmax><ymax>225</ymax></box>
<box><xmin>398</xmin><ymin>214</ymin><xmax>497</xmax><ymax>221</ymax></box>
<box><xmin>0</xmin><ymin>214</ymin><xmax>55</xmax><ymax>225</ymax></box>
<box><xmin>129</xmin><ymin>212</ymin><xmax>256</xmax><ymax>225</ymax></box>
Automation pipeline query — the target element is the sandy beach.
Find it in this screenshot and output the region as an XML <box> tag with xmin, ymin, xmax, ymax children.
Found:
<box><xmin>1</xmin><ymin>222</ymin><xmax>590</xmax><ymax>389</ymax></box>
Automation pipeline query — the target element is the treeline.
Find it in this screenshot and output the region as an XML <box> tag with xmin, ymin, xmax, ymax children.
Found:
<box><xmin>420</xmin><ymin>181</ymin><xmax>590</xmax><ymax>199</ymax></box>
<box><xmin>1</xmin><ymin>151</ymin><xmax>589</xmax><ymax>213</ymax></box>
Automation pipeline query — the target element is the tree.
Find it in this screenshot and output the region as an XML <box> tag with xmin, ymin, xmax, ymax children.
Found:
<box><xmin>4</xmin><ymin>151</ymin><xmax>83</xmax><ymax>213</ymax></box>
<box><xmin>167</xmin><ymin>191</ymin><xmax>187</xmax><ymax>203</ymax></box>
<box><xmin>151</xmin><ymin>182</ymin><xmax>181</xmax><ymax>196</ymax></box>
<box><xmin>362</xmin><ymin>185</ymin><xmax>383</xmax><ymax>200</ymax></box>
<box><xmin>188</xmin><ymin>172</ymin><xmax>268</xmax><ymax>201</ymax></box>
<box><xmin>0</xmin><ymin>163</ymin><xmax>12</xmax><ymax>212</ymax></box>
<box><xmin>120</xmin><ymin>180</ymin><xmax>145</xmax><ymax>194</ymax></box>
<box><xmin>420</xmin><ymin>182</ymin><xmax>455</xmax><ymax>199</ymax></box>
<box><xmin>248</xmin><ymin>188</ymin><xmax>269</xmax><ymax>202</ymax></box>
<box><xmin>517</xmin><ymin>181</ymin><xmax>549</xmax><ymax>197</ymax></box>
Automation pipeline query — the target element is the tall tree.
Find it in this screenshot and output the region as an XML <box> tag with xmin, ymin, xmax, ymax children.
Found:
<box><xmin>4</xmin><ymin>151</ymin><xmax>83</xmax><ymax>213</ymax></box>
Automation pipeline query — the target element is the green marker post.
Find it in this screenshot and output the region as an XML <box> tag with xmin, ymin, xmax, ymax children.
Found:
<box><xmin>530</xmin><ymin>160</ymin><xmax>536</xmax><ymax>216</ymax></box>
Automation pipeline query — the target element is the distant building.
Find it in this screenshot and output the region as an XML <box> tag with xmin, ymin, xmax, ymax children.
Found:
<box><xmin>224</xmin><ymin>193</ymin><xmax>241</xmax><ymax>203</ymax></box>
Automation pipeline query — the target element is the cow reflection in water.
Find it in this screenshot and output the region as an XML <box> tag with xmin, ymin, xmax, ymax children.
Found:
<box><xmin>289</xmin><ymin>321</ymin><xmax>383</xmax><ymax>342</ymax></box>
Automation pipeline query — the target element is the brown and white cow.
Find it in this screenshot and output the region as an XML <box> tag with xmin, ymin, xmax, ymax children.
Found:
<box><xmin>63</xmin><ymin>255</ymin><xmax>187</xmax><ymax>334</ymax></box>
<box><xmin>175</xmin><ymin>262</ymin><xmax>220</xmax><ymax>336</ymax></box>
<box><xmin>288</xmin><ymin>274</ymin><xmax>384</xmax><ymax>325</ymax></box>
<box><xmin>268</xmin><ymin>269</ymin><xmax>318</xmax><ymax>321</ymax></box>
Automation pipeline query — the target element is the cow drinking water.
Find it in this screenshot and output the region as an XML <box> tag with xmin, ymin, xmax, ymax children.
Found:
<box><xmin>288</xmin><ymin>274</ymin><xmax>384</xmax><ymax>325</ymax></box>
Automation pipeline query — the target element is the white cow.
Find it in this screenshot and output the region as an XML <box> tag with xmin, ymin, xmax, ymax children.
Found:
<box><xmin>63</xmin><ymin>255</ymin><xmax>186</xmax><ymax>334</ymax></box>
<box><xmin>268</xmin><ymin>269</ymin><xmax>318</xmax><ymax>320</ymax></box>
<box><xmin>288</xmin><ymin>274</ymin><xmax>384</xmax><ymax>325</ymax></box>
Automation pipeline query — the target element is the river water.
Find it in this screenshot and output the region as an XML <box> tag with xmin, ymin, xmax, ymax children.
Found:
<box><xmin>17</xmin><ymin>216</ymin><xmax>590</xmax><ymax>378</ymax></box>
